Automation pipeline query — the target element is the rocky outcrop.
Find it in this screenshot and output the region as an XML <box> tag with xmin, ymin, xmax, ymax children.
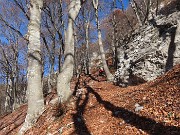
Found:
<box><xmin>114</xmin><ymin>9</ymin><xmax>180</xmax><ymax>86</ymax></box>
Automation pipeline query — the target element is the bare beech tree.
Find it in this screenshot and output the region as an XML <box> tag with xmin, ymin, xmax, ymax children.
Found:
<box><xmin>57</xmin><ymin>0</ymin><xmax>84</xmax><ymax>104</ymax></box>
<box><xmin>0</xmin><ymin>37</ymin><xmax>25</xmax><ymax>113</ymax></box>
<box><xmin>93</xmin><ymin>0</ymin><xmax>114</xmax><ymax>81</ymax></box>
<box><xmin>81</xmin><ymin>1</ymin><xmax>94</xmax><ymax>75</ymax></box>
<box><xmin>0</xmin><ymin>45</ymin><xmax>14</xmax><ymax>112</ymax></box>
<box><xmin>111</xmin><ymin>0</ymin><xmax>119</xmax><ymax>69</ymax></box>
<box><xmin>18</xmin><ymin>0</ymin><xmax>44</xmax><ymax>134</ymax></box>
<box><xmin>82</xmin><ymin>8</ymin><xmax>91</xmax><ymax>75</ymax></box>
<box><xmin>0</xmin><ymin>0</ymin><xmax>28</xmax><ymax>114</ymax></box>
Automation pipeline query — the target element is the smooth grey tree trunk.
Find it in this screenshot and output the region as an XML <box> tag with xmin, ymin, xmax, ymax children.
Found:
<box><xmin>112</xmin><ymin>0</ymin><xmax>119</xmax><ymax>69</ymax></box>
<box><xmin>12</xmin><ymin>41</ymin><xmax>19</xmax><ymax>110</ymax></box>
<box><xmin>58</xmin><ymin>0</ymin><xmax>64</xmax><ymax>73</ymax></box>
<box><xmin>18</xmin><ymin>0</ymin><xmax>44</xmax><ymax>134</ymax></box>
<box><xmin>85</xmin><ymin>21</ymin><xmax>90</xmax><ymax>74</ymax></box>
<box><xmin>48</xmin><ymin>38</ymin><xmax>55</xmax><ymax>93</ymax></box>
<box><xmin>93</xmin><ymin>0</ymin><xmax>114</xmax><ymax>81</ymax></box>
<box><xmin>57</xmin><ymin>0</ymin><xmax>82</xmax><ymax>103</ymax></box>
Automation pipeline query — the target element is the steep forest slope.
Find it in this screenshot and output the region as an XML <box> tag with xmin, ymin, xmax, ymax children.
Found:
<box><xmin>0</xmin><ymin>0</ymin><xmax>180</xmax><ymax>135</ymax></box>
<box><xmin>0</xmin><ymin>64</ymin><xmax>179</xmax><ymax>135</ymax></box>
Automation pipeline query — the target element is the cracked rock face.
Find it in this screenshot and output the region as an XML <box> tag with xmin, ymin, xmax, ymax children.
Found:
<box><xmin>114</xmin><ymin>11</ymin><xmax>180</xmax><ymax>86</ymax></box>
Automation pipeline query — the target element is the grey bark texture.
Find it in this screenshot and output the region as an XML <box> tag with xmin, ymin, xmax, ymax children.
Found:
<box><xmin>93</xmin><ymin>0</ymin><xmax>114</xmax><ymax>81</ymax></box>
<box><xmin>112</xmin><ymin>0</ymin><xmax>119</xmax><ymax>69</ymax></box>
<box><xmin>57</xmin><ymin>0</ymin><xmax>82</xmax><ymax>103</ymax></box>
<box><xmin>85</xmin><ymin>21</ymin><xmax>90</xmax><ymax>74</ymax></box>
<box><xmin>18</xmin><ymin>0</ymin><xmax>44</xmax><ymax>134</ymax></box>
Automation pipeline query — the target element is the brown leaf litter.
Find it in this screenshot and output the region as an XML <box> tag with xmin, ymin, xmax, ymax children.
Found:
<box><xmin>0</xmin><ymin>64</ymin><xmax>180</xmax><ymax>135</ymax></box>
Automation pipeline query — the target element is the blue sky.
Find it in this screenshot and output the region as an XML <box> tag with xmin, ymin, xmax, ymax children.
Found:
<box><xmin>0</xmin><ymin>0</ymin><xmax>131</xmax><ymax>78</ymax></box>
<box><xmin>122</xmin><ymin>0</ymin><xmax>130</xmax><ymax>8</ymax></box>
<box><xmin>0</xmin><ymin>0</ymin><xmax>130</xmax><ymax>43</ymax></box>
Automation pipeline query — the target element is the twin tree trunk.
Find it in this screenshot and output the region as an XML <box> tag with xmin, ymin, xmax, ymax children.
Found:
<box><xmin>93</xmin><ymin>0</ymin><xmax>114</xmax><ymax>81</ymax></box>
<box><xmin>57</xmin><ymin>0</ymin><xmax>82</xmax><ymax>103</ymax></box>
<box><xmin>19</xmin><ymin>0</ymin><xmax>44</xmax><ymax>134</ymax></box>
<box><xmin>20</xmin><ymin>1</ymin><xmax>82</xmax><ymax>133</ymax></box>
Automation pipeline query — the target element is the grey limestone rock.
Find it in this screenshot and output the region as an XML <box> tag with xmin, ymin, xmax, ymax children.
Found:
<box><xmin>114</xmin><ymin>11</ymin><xmax>180</xmax><ymax>86</ymax></box>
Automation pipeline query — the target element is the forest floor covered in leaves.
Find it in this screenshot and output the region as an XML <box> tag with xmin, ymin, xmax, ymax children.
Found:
<box><xmin>0</xmin><ymin>64</ymin><xmax>180</xmax><ymax>135</ymax></box>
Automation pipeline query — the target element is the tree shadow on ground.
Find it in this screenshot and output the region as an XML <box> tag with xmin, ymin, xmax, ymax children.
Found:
<box><xmin>88</xmin><ymin>74</ymin><xmax>100</xmax><ymax>82</ymax></box>
<box><xmin>72</xmin><ymin>75</ymin><xmax>81</xmax><ymax>96</ymax></box>
<box><xmin>72</xmin><ymin>77</ymin><xmax>180</xmax><ymax>135</ymax></box>
<box><xmin>72</xmin><ymin>76</ymin><xmax>91</xmax><ymax>135</ymax></box>
<box><xmin>84</xmin><ymin>84</ymin><xmax>180</xmax><ymax>135</ymax></box>
<box><xmin>88</xmin><ymin>74</ymin><xmax>107</xmax><ymax>82</ymax></box>
<box><xmin>72</xmin><ymin>88</ymin><xmax>91</xmax><ymax>135</ymax></box>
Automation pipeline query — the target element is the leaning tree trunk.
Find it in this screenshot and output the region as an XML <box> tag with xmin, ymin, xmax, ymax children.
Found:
<box><xmin>18</xmin><ymin>0</ymin><xmax>44</xmax><ymax>134</ymax></box>
<box><xmin>57</xmin><ymin>0</ymin><xmax>82</xmax><ymax>104</ymax></box>
<box><xmin>93</xmin><ymin>0</ymin><xmax>114</xmax><ymax>81</ymax></box>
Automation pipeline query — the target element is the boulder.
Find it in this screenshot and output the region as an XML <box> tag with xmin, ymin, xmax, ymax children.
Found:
<box><xmin>114</xmin><ymin>10</ymin><xmax>180</xmax><ymax>86</ymax></box>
